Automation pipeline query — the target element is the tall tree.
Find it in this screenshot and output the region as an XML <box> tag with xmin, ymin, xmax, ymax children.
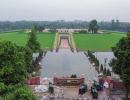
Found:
<box><xmin>111</xmin><ymin>19</ymin><xmax>115</xmax><ymax>29</ymax></box>
<box><xmin>6</xmin><ymin>86</ymin><xmax>37</xmax><ymax>100</ymax></box>
<box><xmin>36</xmin><ymin>25</ymin><xmax>45</xmax><ymax>32</ymax></box>
<box><xmin>106</xmin><ymin>69</ymin><xmax>111</xmax><ymax>76</ymax></box>
<box><xmin>23</xmin><ymin>46</ymin><xmax>34</xmax><ymax>73</ymax></box>
<box><xmin>100</xmin><ymin>64</ymin><xmax>104</xmax><ymax>72</ymax></box>
<box><xmin>109</xmin><ymin>58</ymin><xmax>116</xmax><ymax>68</ymax></box>
<box><xmin>2</xmin><ymin>84</ymin><xmax>37</xmax><ymax>100</ymax></box>
<box><xmin>88</xmin><ymin>20</ymin><xmax>99</xmax><ymax>33</ymax></box>
<box><xmin>0</xmin><ymin>41</ymin><xmax>37</xmax><ymax>99</ymax></box>
<box><xmin>0</xmin><ymin>41</ymin><xmax>27</xmax><ymax>85</ymax></box>
<box><xmin>103</xmin><ymin>67</ymin><xmax>107</xmax><ymax>75</ymax></box>
<box><xmin>112</xmin><ymin>31</ymin><xmax>130</xmax><ymax>99</ymax></box>
<box><xmin>26</xmin><ymin>26</ymin><xmax>41</xmax><ymax>53</ymax></box>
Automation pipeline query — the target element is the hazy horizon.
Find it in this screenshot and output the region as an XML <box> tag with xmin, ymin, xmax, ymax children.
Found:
<box><xmin>0</xmin><ymin>0</ymin><xmax>130</xmax><ymax>22</ymax></box>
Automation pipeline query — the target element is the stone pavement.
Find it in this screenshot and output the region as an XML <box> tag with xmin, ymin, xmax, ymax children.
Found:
<box><xmin>31</xmin><ymin>85</ymin><xmax>123</xmax><ymax>100</ymax></box>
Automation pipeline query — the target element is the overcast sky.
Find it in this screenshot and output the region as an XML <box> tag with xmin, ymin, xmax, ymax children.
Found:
<box><xmin>0</xmin><ymin>0</ymin><xmax>130</xmax><ymax>22</ymax></box>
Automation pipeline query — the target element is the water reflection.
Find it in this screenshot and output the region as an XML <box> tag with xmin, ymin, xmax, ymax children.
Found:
<box><xmin>94</xmin><ymin>52</ymin><xmax>114</xmax><ymax>71</ymax></box>
<box><xmin>40</xmin><ymin>36</ymin><xmax>115</xmax><ymax>80</ymax></box>
<box><xmin>40</xmin><ymin>49</ymin><xmax>98</xmax><ymax>80</ymax></box>
<box><xmin>62</xmin><ymin>54</ymin><xmax>71</xmax><ymax>72</ymax></box>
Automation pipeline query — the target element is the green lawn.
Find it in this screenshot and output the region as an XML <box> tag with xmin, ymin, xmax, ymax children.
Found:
<box><xmin>74</xmin><ymin>33</ymin><xmax>126</xmax><ymax>51</ymax></box>
<box><xmin>0</xmin><ymin>32</ymin><xmax>55</xmax><ymax>50</ymax></box>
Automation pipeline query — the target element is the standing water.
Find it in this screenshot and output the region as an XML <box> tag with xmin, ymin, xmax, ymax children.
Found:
<box><xmin>41</xmin><ymin>49</ymin><xmax>99</xmax><ymax>80</ymax></box>
<box><xmin>94</xmin><ymin>52</ymin><xmax>114</xmax><ymax>71</ymax></box>
<box><xmin>40</xmin><ymin>38</ymin><xmax>98</xmax><ymax>80</ymax></box>
<box><xmin>40</xmin><ymin>38</ymin><xmax>115</xmax><ymax>80</ymax></box>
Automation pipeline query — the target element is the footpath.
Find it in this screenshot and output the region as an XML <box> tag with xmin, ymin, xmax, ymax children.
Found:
<box><xmin>53</xmin><ymin>32</ymin><xmax>59</xmax><ymax>50</ymax></box>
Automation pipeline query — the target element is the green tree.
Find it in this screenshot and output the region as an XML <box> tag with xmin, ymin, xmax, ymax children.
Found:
<box><xmin>0</xmin><ymin>83</ymin><xmax>7</xmax><ymax>96</ymax></box>
<box><xmin>26</xmin><ymin>26</ymin><xmax>41</xmax><ymax>53</ymax></box>
<box><xmin>88</xmin><ymin>20</ymin><xmax>99</xmax><ymax>33</ymax></box>
<box><xmin>4</xmin><ymin>85</ymin><xmax>37</xmax><ymax>100</ymax></box>
<box><xmin>23</xmin><ymin>46</ymin><xmax>34</xmax><ymax>73</ymax></box>
<box><xmin>100</xmin><ymin>64</ymin><xmax>104</xmax><ymax>72</ymax></box>
<box><xmin>10</xmin><ymin>87</ymin><xmax>37</xmax><ymax>100</ymax></box>
<box><xmin>36</xmin><ymin>25</ymin><xmax>45</xmax><ymax>32</ymax></box>
<box><xmin>109</xmin><ymin>58</ymin><xmax>116</xmax><ymax>68</ymax></box>
<box><xmin>106</xmin><ymin>69</ymin><xmax>111</xmax><ymax>76</ymax></box>
<box><xmin>0</xmin><ymin>41</ymin><xmax>27</xmax><ymax>85</ymax></box>
<box><xmin>112</xmin><ymin>31</ymin><xmax>130</xmax><ymax>99</ymax></box>
<box><xmin>71</xmin><ymin>74</ymin><xmax>77</xmax><ymax>78</ymax></box>
<box><xmin>95</xmin><ymin>59</ymin><xmax>99</xmax><ymax>67</ymax></box>
<box><xmin>103</xmin><ymin>67</ymin><xmax>107</xmax><ymax>75</ymax></box>
<box><xmin>0</xmin><ymin>41</ymin><xmax>37</xmax><ymax>99</ymax></box>
<box><xmin>111</xmin><ymin>19</ymin><xmax>115</xmax><ymax>29</ymax></box>
<box><xmin>111</xmin><ymin>19</ymin><xmax>120</xmax><ymax>30</ymax></box>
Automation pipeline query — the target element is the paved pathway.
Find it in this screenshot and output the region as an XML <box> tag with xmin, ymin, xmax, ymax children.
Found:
<box><xmin>36</xmin><ymin>87</ymin><xmax>122</xmax><ymax>100</ymax></box>
<box><xmin>70</xmin><ymin>33</ymin><xmax>76</xmax><ymax>50</ymax></box>
<box><xmin>61</xmin><ymin>39</ymin><xmax>69</xmax><ymax>49</ymax></box>
<box><xmin>53</xmin><ymin>32</ymin><xmax>59</xmax><ymax>50</ymax></box>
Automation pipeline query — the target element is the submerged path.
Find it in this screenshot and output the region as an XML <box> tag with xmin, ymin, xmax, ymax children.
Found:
<box><xmin>41</xmin><ymin>49</ymin><xmax>98</xmax><ymax>80</ymax></box>
<box><xmin>41</xmin><ymin>32</ymin><xmax>98</xmax><ymax>80</ymax></box>
<box><xmin>41</xmin><ymin>32</ymin><xmax>99</xmax><ymax>80</ymax></box>
<box><xmin>38</xmin><ymin>34</ymin><xmax>122</xmax><ymax>100</ymax></box>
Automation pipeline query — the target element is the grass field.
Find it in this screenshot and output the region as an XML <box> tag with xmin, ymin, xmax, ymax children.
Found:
<box><xmin>0</xmin><ymin>32</ymin><xmax>55</xmax><ymax>50</ymax></box>
<box><xmin>74</xmin><ymin>33</ymin><xmax>126</xmax><ymax>51</ymax></box>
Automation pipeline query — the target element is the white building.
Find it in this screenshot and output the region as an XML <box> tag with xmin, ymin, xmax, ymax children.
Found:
<box><xmin>25</xmin><ymin>29</ymin><xmax>31</xmax><ymax>33</ymax></box>
<box><xmin>56</xmin><ymin>29</ymin><xmax>88</xmax><ymax>33</ymax></box>
<box><xmin>42</xmin><ymin>28</ymin><xmax>88</xmax><ymax>33</ymax></box>
<box><xmin>42</xmin><ymin>28</ymin><xmax>50</xmax><ymax>32</ymax></box>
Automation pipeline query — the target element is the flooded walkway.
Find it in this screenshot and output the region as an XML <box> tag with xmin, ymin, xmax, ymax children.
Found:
<box><xmin>41</xmin><ymin>37</ymin><xmax>98</xmax><ymax>80</ymax></box>
<box><xmin>41</xmin><ymin>48</ymin><xmax>98</xmax><ymax>80</ymax></box>
<box><xmin>35</xmin><ymin>35</ymin><xmax>121</xmax><ymax>100</ymax></box>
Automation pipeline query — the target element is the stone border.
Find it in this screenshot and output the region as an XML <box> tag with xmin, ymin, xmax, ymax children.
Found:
<box><xmin>69</xmin><ymin>33</ymin><xmax>76</xmax><ymax>50</ymax></box>
<box><xmin>53</xmin><ymin>32</ymin><xmax>59</xmax><ymax>50</ymax></box>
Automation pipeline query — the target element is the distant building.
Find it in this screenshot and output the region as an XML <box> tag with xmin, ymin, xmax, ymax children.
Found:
<box><xmin>56</xmin><ymin>29</ymin><xmax>88</xmax><ymax>33</ymax></box>
<box><xmin>42</xmin><ymin>28</ymin><xmax>49</xmax><ymax>32</ymax></box>
<box><xmin>42</xmin><ymin>28</ymin><xmax>88</xmax><ymax>33</ymax></box>
<box><xmin>26</xmin><ymin>29</ymin><xmax>31</xmax><ymax>33</ymax></box>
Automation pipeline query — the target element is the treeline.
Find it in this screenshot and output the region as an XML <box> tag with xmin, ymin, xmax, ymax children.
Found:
<box><xmin>100</xmin><ymin>19</ymin><xmax>130</xmax><ymax>32</ymax></box>
<box><xmin>0</xmin><ymin>20</ymin><xmax>130</xmax><ymax>32</ymax></box>
<box><xmin>0</xmin><ymin>21</ymin><xmax>88</xmax><ymax>32</ymax></box>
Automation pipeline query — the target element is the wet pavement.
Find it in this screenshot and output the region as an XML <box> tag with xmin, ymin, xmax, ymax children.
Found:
<box><xmin>35</xmin><ymin>86</ymin><xmax>123</xmax><ymax>100</ymax></box>
<box><xmin>37</xmin><ymin>36</ymin><xmax>123</xmax><ymax>100</ymax></box>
